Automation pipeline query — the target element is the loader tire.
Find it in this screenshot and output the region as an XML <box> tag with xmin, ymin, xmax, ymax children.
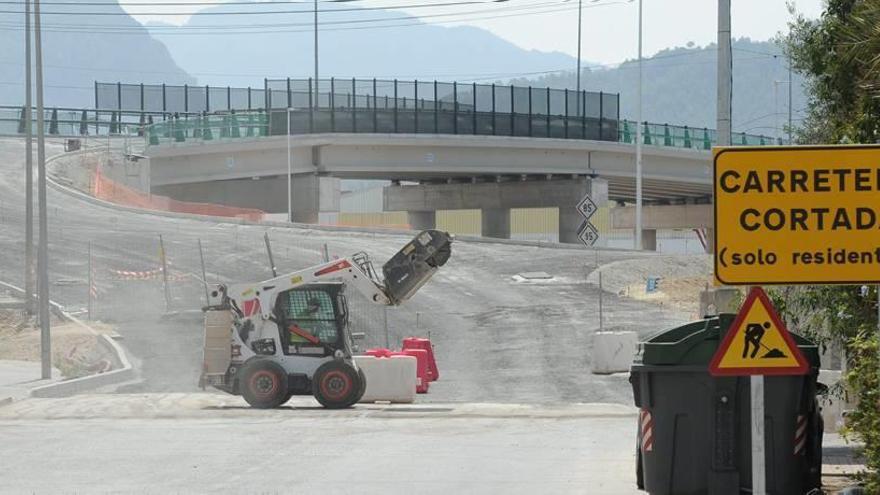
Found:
<box><xmin>241</xmin><ymin>360</ymin><xmax>289</xmax><ymax>409</ymax></box>
<box><xmin>353</xmin><ymin>368</ymin><xmax>367</xmax><ymax>404</ymax></box>
<box><xmin>312</xmin><ymin>361</ymin><xmax>361</xmax><ymax>409</ymax></box>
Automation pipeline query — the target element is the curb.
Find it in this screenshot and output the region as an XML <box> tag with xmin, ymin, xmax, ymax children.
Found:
<box><xmin>0</xmin><ymin>280</ymin><xmax>135</xmax><ymax>398</ymax></box>
<box><xmin>46</xmin><ymin>148</ymin><xmax>649</xmax><ymax>254</ymax></box>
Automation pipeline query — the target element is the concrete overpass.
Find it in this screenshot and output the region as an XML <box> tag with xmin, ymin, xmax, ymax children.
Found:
<box><xmin>145</xmin><ymin>133</ymin><xmax>712</xmax><ymax>245</ymax></box>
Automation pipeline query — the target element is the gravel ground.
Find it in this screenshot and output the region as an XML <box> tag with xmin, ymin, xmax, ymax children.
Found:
<box><xmin>589</xmin><ymin>254</ymin><xmax>715</xmax><ymax>318</ymax></box>
<box><xmin>0</xmin><ymin>137</ymin><xmax>700</xmax><ymax>404</ymax></box>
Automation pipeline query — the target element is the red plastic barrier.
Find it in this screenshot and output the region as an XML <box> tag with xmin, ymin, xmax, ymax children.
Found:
<box><xmin>365</xmin><ymin>348</ymin><xmax>392</xmax><ymax>358</ymax></box>
<box><xmin>402</xmin><ymin>337</ymin><xmax>439</xmax><ymax>382</ymax></box>
<box><xmin>396</xmin><ymin>349</ymin><xmax>430</xmax><ymax>394</ymax></box>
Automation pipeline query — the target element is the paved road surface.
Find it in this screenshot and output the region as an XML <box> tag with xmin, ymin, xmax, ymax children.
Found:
<box><xmin>0</xmin><ymin>137</ymin><xmax>690</xmax><ymax>403</ymax></box>
<box><xmin>0</xmin><ymin>394</ymin><xmax>641</xmax><ymax>494</ymax></box>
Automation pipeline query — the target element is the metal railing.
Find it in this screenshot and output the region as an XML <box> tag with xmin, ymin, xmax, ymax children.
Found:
<box><xmin>617</xmin><ymin>120</ymin><xmax>783</xmax><ymax>150</ymax></box>
<box><xmin>0</xmin><ymin>105</ymin><xmax>201</xmax><ymax>138</ymax></box>
<box><xmin>0</xmin><ymin>104</ymin><xmax>782</xmax><ymax>151</ymax></box>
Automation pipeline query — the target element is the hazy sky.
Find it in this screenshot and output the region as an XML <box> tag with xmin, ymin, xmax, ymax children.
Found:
<box><xmin>125</xmin><ymin>0</ymin><xmax>825</xmax><ymax>65</ymax></box>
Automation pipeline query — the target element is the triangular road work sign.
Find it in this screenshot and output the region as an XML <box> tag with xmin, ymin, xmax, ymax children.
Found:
<box><xmin>709</xmin><ymin>287</ymin><xmax>809</xmax><ymax>376</ymax></box>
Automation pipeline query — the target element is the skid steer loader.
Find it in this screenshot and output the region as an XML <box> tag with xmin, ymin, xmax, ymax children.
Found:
<box><xmin>200</xmin><ymin>230</ymin><xmax>453</xmax><ymax>409</ymax></box>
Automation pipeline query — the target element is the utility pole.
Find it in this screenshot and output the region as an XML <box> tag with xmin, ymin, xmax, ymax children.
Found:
<box><xmin>716</xmin><ymin>0</ymin><xmax>732</xmax><ymax>147</ymax></box>
<box><xmin>24</xmin><ymin>0</ymin><xmax>35</xmax><ymax>316</ymax></box>
<box><xmin>718</xmin><ymin>4</ymin><xmax>758</xmax><ymax>492</ymax></box>
<box><xmin>34</xmin><ymin>0</ymin><xmax>51</xmax><ymax>380</ymax></box>
<box><xmin>634</xmin><ymin>0</ymin><xmax>643</xmax><ymax>250</ymax></box>
<box><xmin>788</xmin><ymin>60</ymin><xmax>793</xmax><ymax>144</ymax></box>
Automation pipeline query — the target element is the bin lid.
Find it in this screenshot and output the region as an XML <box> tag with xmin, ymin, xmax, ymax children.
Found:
<box><xmin>635</xmin><ymin>314</ymin><xmax>820</xmax><ymax>367</ymax></box>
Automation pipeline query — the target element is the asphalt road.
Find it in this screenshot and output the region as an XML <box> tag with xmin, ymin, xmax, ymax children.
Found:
<box><xmin>0</xmin><ymin>394</ymin><xmax>641</xmax><ymax>495</ymax></box>
<box><xmin>0</xmin><ymin>137</ymin><xmax>691</xmax><ymax>403</ymax></box>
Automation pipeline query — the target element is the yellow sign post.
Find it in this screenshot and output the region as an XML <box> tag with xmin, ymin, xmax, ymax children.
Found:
<box><xmin>714</xmin><ymin>145</ymin><xmax>880</xmax><ymax>285</ymax></box>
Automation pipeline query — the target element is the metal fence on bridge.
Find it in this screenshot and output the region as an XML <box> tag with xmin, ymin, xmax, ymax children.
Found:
<box><xmin>1</xmin><ymin>78</ymin><xmax>782</xmax><ymax>149</ymax></box>
<box><xmin>94</xmin><ymin>78</ymin><xmax>620</xmax><ymax>142</ymax></box>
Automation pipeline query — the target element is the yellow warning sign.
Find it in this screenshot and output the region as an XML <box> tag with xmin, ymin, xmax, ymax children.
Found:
<box><xmin>709</xmin><ymin>287</ymin><xmax>809</xmax><ymax>376</ymax></box>
<box><xmin>714</xmin><ymin>145</ymin><xmax>880</xmax><ymax>285</ymax></box>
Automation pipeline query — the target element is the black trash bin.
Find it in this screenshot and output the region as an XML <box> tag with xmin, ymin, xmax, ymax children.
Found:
<box><xmin>630</xmin><ymin>314</ymin><xmax>822</xmax><ymax>495</ymax></box>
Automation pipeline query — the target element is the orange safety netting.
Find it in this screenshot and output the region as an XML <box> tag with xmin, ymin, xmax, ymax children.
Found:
<box><xmin>92</xmin><ymin>169</ymin><xmax>265</xmax><ymax>222</ymax></box>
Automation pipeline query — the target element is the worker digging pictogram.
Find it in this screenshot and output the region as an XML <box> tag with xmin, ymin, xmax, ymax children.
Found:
<box><xmin>742</xmin><ymin>321</ymin><xmax>787</xmax><ymax>360</ymax></box>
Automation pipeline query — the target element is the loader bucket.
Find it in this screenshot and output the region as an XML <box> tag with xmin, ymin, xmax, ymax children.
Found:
<box><xmin>382</xmin><ymin>230</ymin><xmax>453</xmax><ymax>304</ymax></box>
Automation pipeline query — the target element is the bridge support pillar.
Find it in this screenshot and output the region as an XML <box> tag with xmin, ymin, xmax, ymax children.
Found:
<box><xmin>407</xmin><ymin>211</ymin><xmax>436</xmax><ymax>231</ymax></box>
<box><xmin>288</xmin><ymin>173</ymin><xmax>340</xmax><ymax>224</ymax></box>
<box><xmin>481</xmin><ymin>208</ymin><xmax>510</xmax><ymax>239</ymax></box>
<box><xmin>641</xmin><ymin>229</ymin><xmax>657</xmax><ymax>251</ymax></box>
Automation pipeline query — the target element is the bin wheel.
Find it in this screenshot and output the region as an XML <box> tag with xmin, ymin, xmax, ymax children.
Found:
<box><xmin>636</xmin><ymin>446</ymin><xmax>644</xmax><ymax>490</ymax></box>
<box><xmin>241</xmin><ymin>359</ymin><xmax>289</xmax><ymax>409</ymax></box>
<box><xmin>312</xmin><ymin>361</ymin><xmax>362</xmax><ymax>409</ymax></box>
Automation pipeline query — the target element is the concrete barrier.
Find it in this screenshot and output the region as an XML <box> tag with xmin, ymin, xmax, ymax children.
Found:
<box><xmin>590</xmin><ymin>331</ymin><xmax>638</xmax><ymax>374</ymax></box>
<box><xmin>817</xmin><ymin>369</ymin><xmax>852</xmax><ymax>434</ymax></box>
<box><xmin>354</xmin><ymin>355</ymin><xmax>417</xmax><ymax>404</ymax></box>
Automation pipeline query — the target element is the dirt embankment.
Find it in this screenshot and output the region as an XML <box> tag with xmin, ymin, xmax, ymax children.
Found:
<box><xmin>0</xmin><ymin>308</ymin><xmax>116</xmax><ymax>379</ymax></box>
<box><xmin>589</xmin><ymin>254</ymin><xmax>715</xmax><ymax>318</ymax></box>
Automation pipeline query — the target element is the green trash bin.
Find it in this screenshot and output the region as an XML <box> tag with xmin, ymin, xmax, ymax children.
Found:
<box><xmin>630</xmin><ymin>314</ymin><xmax>823</xmax><ymax>495</ymax></box>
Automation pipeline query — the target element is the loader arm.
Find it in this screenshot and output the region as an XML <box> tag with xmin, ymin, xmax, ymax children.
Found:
<box><xmin>226</xmin><ymin>230</ymin><xmax>453</xmax><ymax>321</ymax></box>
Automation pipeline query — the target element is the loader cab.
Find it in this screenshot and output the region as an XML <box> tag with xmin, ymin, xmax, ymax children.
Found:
<box><xmin>274</xmin><ymin>283</ymin><xmax>353</xmax><ymax>357</ymax></box>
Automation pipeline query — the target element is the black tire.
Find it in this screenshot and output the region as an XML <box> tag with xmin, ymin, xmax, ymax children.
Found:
<box><xmin>240</xmin><ymin>359</ymin><xmax>289</xmax><ymax>409</ymax></box>
<box><xmin>312</xmin><ymin>360</ymin><xmax>362</xmax><ymax>409</ymax></box>
<box><xmin>353</xmin><ymin>368</ymin><xmax>367</xmax><ymax>404</ymax></box>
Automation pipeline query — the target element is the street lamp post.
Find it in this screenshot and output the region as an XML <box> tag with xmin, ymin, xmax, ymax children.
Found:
<box><xmin>576</xmin><ymin>0</ymin><xmax>582</xmax><ymax>112</ymax></box>
<box><xmin>287</xmin><ymin>107</ymin><xmax>292</xmax><ymax>223</ymax></box>
<box><xmin>34</xmin><ymin>0</ymin><xmax>51</xmax><ymax>379</ymax></box>
<box><xmin>24</xmin><ymin>0</ymin><xmax>35</xmax><ymax>316</ymax></box>
<box><xmin>634</xmin><ymin>0</ymin><xmax>643</xmax><ymax>250</ymax></box>
<box><xmin>314</xmin><ymin>0</ymin><xmax>319</xmax><ymax>107</ymax></box>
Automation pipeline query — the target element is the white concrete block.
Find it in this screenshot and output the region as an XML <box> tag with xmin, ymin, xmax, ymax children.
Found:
<box><xmin>354</xmin><ymin>355</ymin><xmax>417</xmax><ymax>404</ymax></box>
<box><xmin>818</xmin><ymin>369</ymin><xmax>851</xmax><ymax>433</ymax></box>
<box><xmin>590</xmin><ymin>332</ymin><xmax>638</xmax><ymax>374</ymax></box>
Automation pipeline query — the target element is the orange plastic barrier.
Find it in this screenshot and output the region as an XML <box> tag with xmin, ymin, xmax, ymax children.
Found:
<box><xmin>92</xmin><ymin>169</ymin><xmax>265</xmax><ymax>222</ymax></box>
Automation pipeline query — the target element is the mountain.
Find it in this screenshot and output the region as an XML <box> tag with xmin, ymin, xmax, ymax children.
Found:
<box><xmin>146</xmin><ymin>3</ymin><xmax>578</xmax><ymax>88</ymax></box>
<box><xmin>0</xmin><ymin>2</ymin><xmax>194</xmax><ymax>107</ymax></box>
<box><xmin>510</xmin><ymin>39</ymin><xmax>808</xmax><ymax>137</ymax></box>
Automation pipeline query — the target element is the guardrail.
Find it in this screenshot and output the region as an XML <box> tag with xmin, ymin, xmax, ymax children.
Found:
<box><xmin>0</xmin><ymin>105</ymin><xmax>201</xmax><ymax>138</ymax></box>
<box><xmin>1</xmin><ymin>104</ymin><xmax>781</xmax><ymax>151</ymax></box>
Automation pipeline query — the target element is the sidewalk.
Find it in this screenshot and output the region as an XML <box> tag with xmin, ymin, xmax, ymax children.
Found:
<box><xmin>0</xmin><ymin>360</ymin><xmax>60</xmax><ymax>403</ymax></box>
